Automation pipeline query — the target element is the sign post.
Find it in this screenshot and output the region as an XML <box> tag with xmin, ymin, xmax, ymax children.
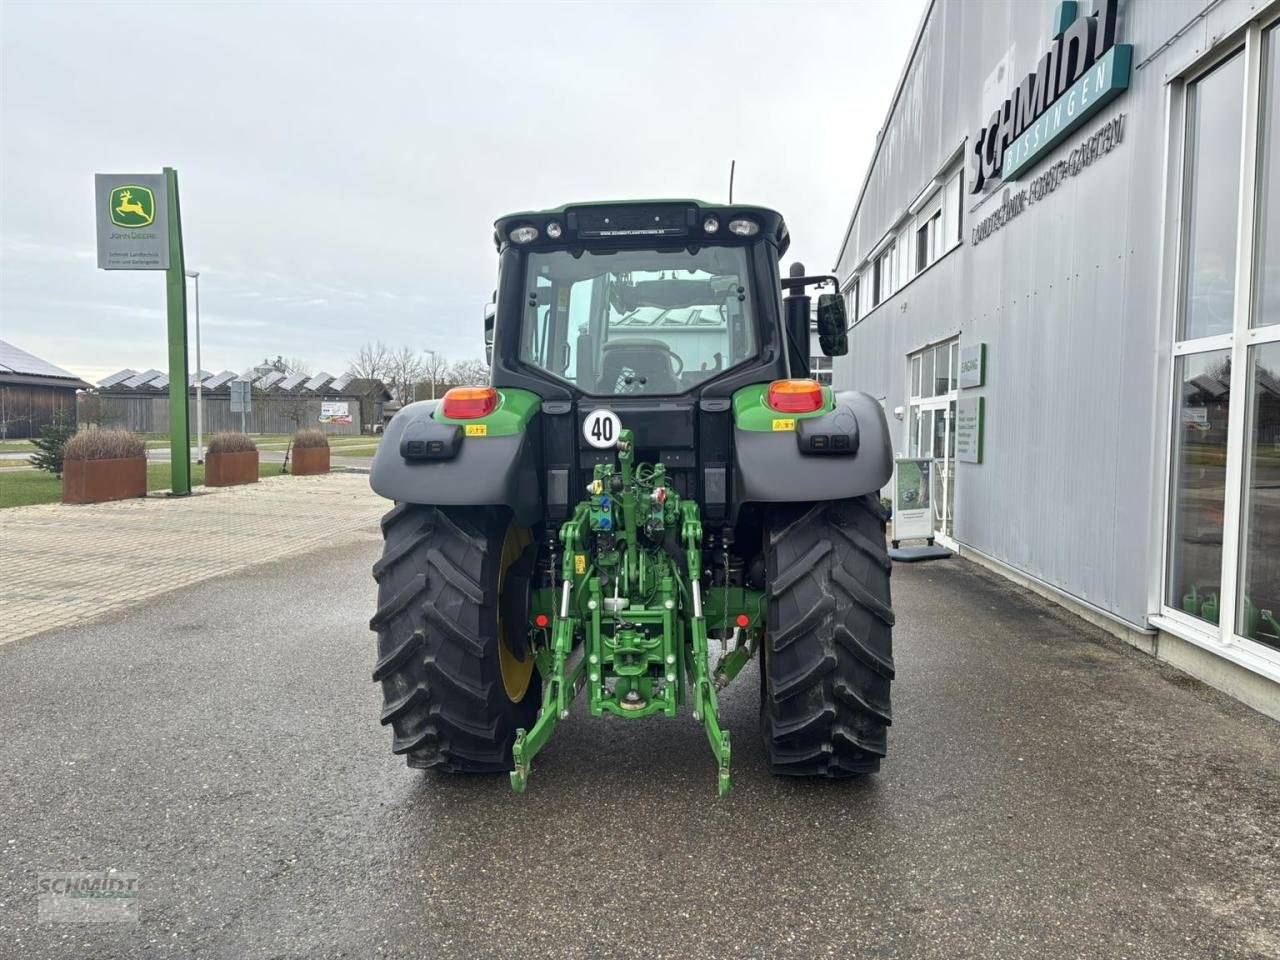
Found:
<box><xmin>96</xmin><ymin>168</ymin><xmax>191</xmax><ymax>495</ymax></box>
<box><xmin>230</xmin><ymin>380</ymin><xmax>252</xmax><ymax>434</ymax></box>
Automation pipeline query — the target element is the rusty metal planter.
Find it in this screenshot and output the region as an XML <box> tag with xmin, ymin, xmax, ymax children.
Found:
<box><xmin>62</xmin><ymin>456</ymin><xmax>147</xmax><ymax>504</ymax></box>
<box><xmin>291</xmin><ymin>446</ymin><xmax>330</xmax><ymax>476</ymax></box>
<box><xmin>205</xmin><ymin>450</ymin><xmax>259</xmax><ymax>487</ymax></box>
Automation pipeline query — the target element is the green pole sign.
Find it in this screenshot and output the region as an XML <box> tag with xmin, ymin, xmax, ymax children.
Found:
<box><xmin>95</xmin><ymin>169</ymin><xmax>191</xmax><ymax>496</ymax></box>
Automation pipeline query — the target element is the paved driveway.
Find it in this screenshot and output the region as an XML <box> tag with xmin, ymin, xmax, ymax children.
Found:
<box><xmin>1</xmin><ymin>539</ymin><xmax>1276</xmax><ymax>959</ymax></box>
<box><xmin>0</xmin><ymin>473</ymin><xmax>384</xmax><ymax>646</ymax></box>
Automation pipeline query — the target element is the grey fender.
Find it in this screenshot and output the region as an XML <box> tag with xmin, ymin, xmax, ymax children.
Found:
<box><xmin>734</xmin><ymin>390</ymin><xmax>893</xmax><ymax>503</ymax></box>
<box><xmin>369</xmin><ymin>400</ymin><xmax>542</xmax><ymax>526</ymax></box>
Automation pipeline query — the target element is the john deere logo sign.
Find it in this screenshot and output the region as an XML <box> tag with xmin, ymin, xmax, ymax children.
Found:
<box><xmin>968</xmin><ymin>0</ymin><xmax>1131</xmax><ymax>193</ymax></box>
<box><xmin>108</xmin><ymin>185</ymin><xmax>156</xmax><ymax>228</ymax></box>
<box><xmin>95</xmin><ymin>173</ymin><xmax>169</xmax><ymax>270</ymax></box>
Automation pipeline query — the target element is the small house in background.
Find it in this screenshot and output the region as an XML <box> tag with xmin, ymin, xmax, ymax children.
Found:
<box><xmin>0</xmin><ymin>339</ymin><xmax>92</xmax><ymax>439</ymax></box>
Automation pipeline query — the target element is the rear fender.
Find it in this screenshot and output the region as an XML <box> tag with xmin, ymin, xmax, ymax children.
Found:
<box><xmin>370</xmin><ymin>398</ymin><xmax>543</xmax><ymax>526</ymax></box>
<box><xmin>734</xmin><ymin>390</ymin><xmax>892</xmax><ymax>503</ymax></box>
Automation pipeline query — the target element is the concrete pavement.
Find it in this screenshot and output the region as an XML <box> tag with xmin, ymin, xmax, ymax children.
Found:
<box><xmin>1</xmin><ymin>537</ymin><xmax>1277</xmax><ymax>959</ymax></box>
<box><xmin>0</xmin><ymin>473</ymin><xmax>384</xmax><ymax>646</ymax></box>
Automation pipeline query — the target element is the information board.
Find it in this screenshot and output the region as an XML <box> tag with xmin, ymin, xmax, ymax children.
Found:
<box><xmin>955</xmin><ymin>397</ymin><xmax>985</xmax><ymax>464</ymax></box>
<box><xmin>892</xmin><ymin>458</ymin><xmax>934</xmax><ymax>541</ymax></box>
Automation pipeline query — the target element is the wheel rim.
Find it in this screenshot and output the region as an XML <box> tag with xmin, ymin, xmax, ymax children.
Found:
<box><xmin>496</xmin><ymin>522</ymin><xmax>536</xmax><ymax>703</ymax></box>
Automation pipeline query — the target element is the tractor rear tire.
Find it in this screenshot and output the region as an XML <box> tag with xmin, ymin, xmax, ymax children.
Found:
<box><xmin>762</xmin><ymin>494</ymin><xmax>895</xmax><ymax>777</ymax></box>
<box><xmin>369</xmin><ymin>504</ymin><xmax>541</xmax><ymax>773</ymax></box>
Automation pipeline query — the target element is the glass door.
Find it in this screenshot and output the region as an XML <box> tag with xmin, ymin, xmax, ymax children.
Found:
<box><xmin>907</xmin><ymin>339</ymin><xmax>959</xmax><ymax>545</ymax></box>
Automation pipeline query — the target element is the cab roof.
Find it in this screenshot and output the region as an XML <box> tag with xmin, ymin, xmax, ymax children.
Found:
<box><xmin>493</xmin><ymin>199</ymin><xmax>789</xmax><ymax>255</ymax></box>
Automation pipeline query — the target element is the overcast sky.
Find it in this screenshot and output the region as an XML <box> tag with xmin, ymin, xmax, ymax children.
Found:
<box><xmin>1</xmin><ymin>0</ymin><xmax>926</xmax><ymax>384</ymax></box>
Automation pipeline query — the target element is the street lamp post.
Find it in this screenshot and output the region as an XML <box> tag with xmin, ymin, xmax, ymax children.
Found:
<box><xmin>185</xmin><ymin>269</ymin><xmax>204</xmax><ymax>462</ymax></box>
<box><xmin>425</xmin><ymin>348</ymin><xmax>437</xmax><ymax>400</ymax></box>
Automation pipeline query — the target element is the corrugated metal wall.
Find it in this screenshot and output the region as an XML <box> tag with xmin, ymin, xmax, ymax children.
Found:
<box><xmin>833</xmin><ymin>0</ymin><xmax>1257</xmax><ymax>627</ymax></box>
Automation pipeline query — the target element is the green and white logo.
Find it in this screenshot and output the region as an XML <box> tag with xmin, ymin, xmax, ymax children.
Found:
<box><xmin>108</xmin><ymin>185</ymin><xmax>156</xmax><ymax>228</ymax></box>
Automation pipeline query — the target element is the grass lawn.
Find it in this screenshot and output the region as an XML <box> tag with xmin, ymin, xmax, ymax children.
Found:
<box><xmin>332</xmin><ymin>445</ymin><xmax>379</xmax><ymax>458</ymax></box>
<box><xmin>0</xmin><ymin>461</ymin><xmax>282</xmax><ymax>509</ymax></box>
<box><xmin>0</xmin><ymin>440</ymin><xmax>37</xmax><ymax>453</ymax></box>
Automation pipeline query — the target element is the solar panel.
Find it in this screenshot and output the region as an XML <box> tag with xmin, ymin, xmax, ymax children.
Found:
<box><xmin>152</xmin><ymin>375</ymin><xmax>170</xmax><ymax>389</ymax></box>
<box><xmin>189</xmin><ymin>369</ymin><xmax>213</xmax><ymax>386</ymax></box>
<box><xmin>277</xmin><ymin>372</ymin><xmax>308</xmax><ymax>391</ymax></box>
<box><xmin>255</xmin><ymin>370</ymin><xmax>287</xmax><ymax>390</ymax></box>
<box><xmin>0</xmin><ymin>339</ymin><xmax>81</xmax><ymax>379</ymax></box>
<box><xmin>328</xmin><ymin>373</ymin><xmax>354</xmax><ymax>392</ymax></box>
<box><xmin>123</xmin><ymin>369</ymin><xmax>165</xmax><ymax>389</ymax></box>
<box><xmin>201</xmin><ymin>370</ymin><xmax>238</xmax><ymax>391</ymax></box>
<box><xmin>304</xmin><ymin>372</ymin><xmax>333</xmax><ymax>391</ymax></box>
<box><xmin>99</xmin><ymin>368</ymin><xmax>139</xmax><ymax>388</ymax></box>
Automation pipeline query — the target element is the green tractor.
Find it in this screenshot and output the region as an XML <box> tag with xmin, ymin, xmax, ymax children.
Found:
<box><xmin>369</xmin><ymin>200</ymin><xmax>895</xmax><ymax>795</ymax></box>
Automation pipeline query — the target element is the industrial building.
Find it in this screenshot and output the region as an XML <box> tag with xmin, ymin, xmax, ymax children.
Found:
<box><xmin>834</xmin><ymin>0</ymin><xmax>1280</xmax><ymax>716</ymax></box>
<box><xmin>95</xmin><ymin>368</ymin><xmax>389</xmax><ymax>436</ymax></box>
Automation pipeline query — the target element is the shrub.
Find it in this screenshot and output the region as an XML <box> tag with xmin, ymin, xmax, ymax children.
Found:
<box><xmin>291</xmin><ymin>428</ymin><xmax>329</xmax><ymax>449</ymax></box>
<box><xmin>64</xmin><ymin>429</ymin><xmax>146</xmax><ymax>462</ymax></box>
<box><xmin>206</xmin><ymin>432</ymin><xmax>257</xmax><ymax>455</ymax></box>
<box><xmin>30</xmin><ymin>412</ymin><xmax>76</xmax><ymax>477</ymax></box>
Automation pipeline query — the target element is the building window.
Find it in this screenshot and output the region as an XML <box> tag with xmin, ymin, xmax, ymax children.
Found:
<box><xmin>846</xmin><ymin>277</ymin><xmax>860</xmax><ymax>324</ymax></box>
<box><xmin>916</xmin><ymin>210</ymin><xmax>942</xmax><ymax>273</ymax></box>
<box><xmin>873</xmin><ymin>242</ymin><xmax>895</xmax><ymax>307</ymax></box>
<box><xmin>810</xmin><ymin>355</ymin><xmax>833</xmax><ymax>386</ymax></box>
<box><xmin>1180</xmin><ymin>52</ymin><xmax>1246</xmax><ymax>342</ymax></box>
<box><xmin>1163</xmin><ymin>20</ymin><xmax>1280</xmax><ymax>657</ymax></box>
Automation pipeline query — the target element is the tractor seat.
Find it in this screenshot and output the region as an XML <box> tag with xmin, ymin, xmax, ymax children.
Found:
<box><xmin>597</xmin><ymin>339</ymin><xmax>682</xmax><ymax>394</ymax></box>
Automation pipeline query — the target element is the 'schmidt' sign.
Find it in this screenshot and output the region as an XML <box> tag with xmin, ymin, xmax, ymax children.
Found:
<box><xmin>968</xmin><ymin>0</ymin><xmax>1131</xmax><ymax>194</ymax></box>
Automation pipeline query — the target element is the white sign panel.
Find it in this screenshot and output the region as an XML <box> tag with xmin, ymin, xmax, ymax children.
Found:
<box><xmin>95</xmin><ymin>174</ymin><xmax>169</xmax><ymax>270</ymax></box>
<box><xmin>892</xmin><ymin>458</ymin><xmax>934</xmax><ymax>541</ymax></box>
<box><xmin>319</xmin><ymin>401</ymin><xmax>352</xmax><ymax>425</ymax></box>
<box><xmin>955</xmin><ymin>397</ymin><xmax>985</xmax><ymax>464</ymax></box>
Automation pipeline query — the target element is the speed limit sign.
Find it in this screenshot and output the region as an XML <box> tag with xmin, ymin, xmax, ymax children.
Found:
<box><xmin>582</xmin><ymin>409</ymin><xmax>621</xmax><ymax>449</ymax></box>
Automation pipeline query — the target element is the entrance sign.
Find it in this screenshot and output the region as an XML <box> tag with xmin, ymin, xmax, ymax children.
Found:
<box><xmin>95</xmin><ymin>168</ymin><xmax>190</xmax><ymax>495</ymax></box>
<box><xmin>892</xmin><ymin>458</ymin><xmax>934</xmax><ymax>541</ymax></box>
<box><xmin>955</xmin><ymin>397</ymin><xmax>985</xmax><ymax>464</ymax></box>
<box><xmin>95</xmin><ymin>175</ymin><xmax>169</xmax><ymax>270</ymax></box>
<box><xmin>959</xmin><ymin>343</ymin><xmax>986</xmax><ymax>388</ymax></box>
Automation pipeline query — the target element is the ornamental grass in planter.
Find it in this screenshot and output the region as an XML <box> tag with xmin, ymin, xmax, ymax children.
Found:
<box><xmin>62</xmin><ymin>429</ymin><xmax>147</xmax><ymax>504</ymax></box>
<box><xmin>290</xmin><ymin>428</ymin><xmax>330</xmax><ymax>475</ymax></box>
<box><xmin>205</xmin><ymin>432</ymin><xmax>259</xmax><ymax>487</ymax></box>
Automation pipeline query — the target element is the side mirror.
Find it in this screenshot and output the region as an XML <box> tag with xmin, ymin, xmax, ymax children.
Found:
<box><xmin>816</xmin><ymin>293</ymin><xmax>848</xmax><ymax>357</ymax></box>
<box><xmin>483</xmin><ymin>299</ymin><xmax>496</xmax><ymax>366</ymax></box>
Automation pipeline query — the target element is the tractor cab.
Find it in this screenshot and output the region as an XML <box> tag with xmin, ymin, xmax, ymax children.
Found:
<box><xmin>487</xmin><ymin>200</ymin><xmax>848</xmax><ymax>403</ymax></box>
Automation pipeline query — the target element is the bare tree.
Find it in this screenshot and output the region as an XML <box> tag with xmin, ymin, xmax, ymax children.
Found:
<box><xmin>281</xmin><ymin>356</ymin><xmax>312</xmax><ymax>378</ymax></box>
<box><xmin>445</xmin><ymin>357</ymin><xmax>491</xmax><ymax>390</ymax></box>
<box><xmin>347</xmin><ymin>341</ymin><xmax>394</xmax><ymax>434</ymax></box>
<box><xmin>386</xmin><ymin>346</ymin><xmax>428</xmax><ymax>404</ymax></box>
<box><xmin>421</xmin><ymin>350</ymin><xmax>451</xmax><ymax>400</ymax></box>
<box><xmin>78</xmin><ymin>391</ymin><xmax>108</xmax><ymax>428</ymax></box>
